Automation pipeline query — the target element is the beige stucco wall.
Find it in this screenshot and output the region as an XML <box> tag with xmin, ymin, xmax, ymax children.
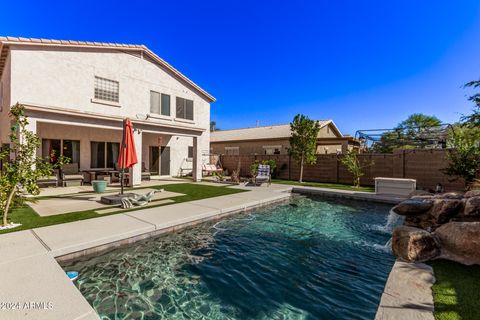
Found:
<box><xmin>3</xmin><ymin>45</ymin><xmax>212</xmax><ymax>177</ymax></box>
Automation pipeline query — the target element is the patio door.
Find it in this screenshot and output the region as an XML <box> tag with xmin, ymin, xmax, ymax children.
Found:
<box><xmin>160</xmin><ymin>146</ymin><xmax>170</xmax><ymax>176</ymax></box>
<box><xmin>149</xmin><ymin>146</ymin><xmax>160</xmax><ymax>175</ymax></box>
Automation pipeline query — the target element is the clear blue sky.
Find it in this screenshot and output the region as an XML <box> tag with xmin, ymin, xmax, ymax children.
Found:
<box><xmin>2</xmin><ymin>1</ymin><xmax>480</xmax><ymax>135</ymax></box>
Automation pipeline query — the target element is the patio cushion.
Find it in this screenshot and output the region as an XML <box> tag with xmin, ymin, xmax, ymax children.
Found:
<box><xmin>38</xmin><ymin>176</ymin><xmax>57</xmax><ymax>182</ymax></box>
<box><xmin>63</xmin><ymin>174</ymin><xmax>84</xmax><ymax>181</ymax></box>
<box><xmin>257</xmin><ymin>165</ymin><xmax>270</xmax><ymax>176</ymax></box>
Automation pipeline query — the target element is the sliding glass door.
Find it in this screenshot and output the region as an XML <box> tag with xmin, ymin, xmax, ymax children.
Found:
<box><xmin>91</xmin><ymin>141</ymin><xmax>120</xmax><ymax>169</ymax></box>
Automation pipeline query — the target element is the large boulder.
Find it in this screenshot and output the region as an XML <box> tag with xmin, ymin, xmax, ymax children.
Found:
<box><xmin>435</xmin><ymin>222</ymin><xmax>480</xmax><ymax>265</ymax></box>
<box><xmin>392</xmin><ymin>199</ymin><xmax>433</xmax><ymax>216</ymax></box>
<box><xmin>464</xmin><ymin>197</ymin><xmax>480</xmax><ymax>217</ymax></box>
<box><xmin>392</xmin><ymin>226</ymin><xmax>441</xmax><ymax>263</ymax></box>
<box><xmin>434</xmin><ymin>192</ymin><xmax>464</xmax><ymax>200</ymax></box>
<box><xmin>429</xmin><ymin>199</ymin><xmax>463</xmax><ymax>224</ymax></box>
<box><xmin>465</xmin><ymin>190</ymin><xmax>480</xmax><ymax>198</ymax></box>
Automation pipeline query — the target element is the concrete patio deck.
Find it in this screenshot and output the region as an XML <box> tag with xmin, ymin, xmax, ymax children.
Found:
<box><xmin>30</xmin><ymin>189</ymin><xmax>184</xmax><ymax>216</ymax></box>
<box><xmin>0</xmin><ymin>184</ymin><xmax>292</xmax><ymax>320</ymax></box>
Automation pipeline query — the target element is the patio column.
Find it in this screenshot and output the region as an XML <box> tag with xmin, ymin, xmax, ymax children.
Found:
<box><xmin>130</xmin><ymin>130</ymin><xmax>143</xmax><ymax>186</ymax></box>
<box><xmin>192</xmin><ymin>136</ymin><xmax>202</xmax><ymax>182</ymax></box>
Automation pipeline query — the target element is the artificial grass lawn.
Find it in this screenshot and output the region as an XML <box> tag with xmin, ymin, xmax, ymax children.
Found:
<box><xmin>272</xmin><ymin>179</ymin><xmax>375</xmax><ymax>192</ymax></box>
<box><xmin>429</xmin><ymin>260</ymin><xmax>480</xmax><ymax>320</ymax></box>
<box><xmin>0</xmin><ymin>183</ymin><xmax>247</xmax><ymax>235</ymax></box>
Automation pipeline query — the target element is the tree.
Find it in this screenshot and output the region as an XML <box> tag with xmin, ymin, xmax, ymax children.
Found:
<box><xmin>461</xmin><ymin>80</ymin><xmax>480</xmax><ymax>127</ymax></box>
<box><xmin>0</xmin><ymin>104</ymin><xmax>66</xmax><ymax>227</ymax></box>
<box><xmin>340</xmin><ymin>150</ymin><xmax>364</xmax><ymax>188</ymax></box>
<box><xmin>210</xmin><ymin>121</ymin><xmax>220</xmax><ymax>132</ymax></box>
<box><xmin>444</xmin><ymin>125</ymin><xmax>480</xmax><ymax>189</ymax></box>
<box><xmin>289</xmin><ymin>114</ymin><xmax>320</xmax><ymax>183</ymax></box>
<box><xmin>373</xmin><ymin>113</ymin><xmax>442</xmax><ymax>152</ymax></box>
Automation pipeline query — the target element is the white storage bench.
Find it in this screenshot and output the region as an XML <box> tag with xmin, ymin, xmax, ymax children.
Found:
<box><xmin>374</xmin><ymin>177</ymin><xmax>416</xmax><ymax>197</ymax></box>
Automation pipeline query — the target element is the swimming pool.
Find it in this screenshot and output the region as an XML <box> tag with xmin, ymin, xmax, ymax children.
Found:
<box><xmin>62</xmin><ymin>195</ymin><xmax>396</xmax><ymax>320</ymax></box>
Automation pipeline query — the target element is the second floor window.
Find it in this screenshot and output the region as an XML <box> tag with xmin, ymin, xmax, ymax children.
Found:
<box><xmin>150</xmin><ymin>91</ymin><xmax>170</xmax><ymax>116</ymax></box>
<box><xmin>176</xmin><ymin>97</ymin><xmax>194</xmax><ymax>120</ymax></box>
<box><xmin>94</xmin><ymin>76</ymin><xmax>119</xmax><ymax>103</ymax></box>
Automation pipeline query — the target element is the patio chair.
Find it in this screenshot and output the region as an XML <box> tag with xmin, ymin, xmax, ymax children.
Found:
<box><xmin>61</xmin><ymin>163</ymin><xmax>84</xmax><ymax>187</ymax></box>
<box><xmin>141</xmin><ymin>162</ymin><xmax>151</xmax><ymax>181</ymax></box>
<box><xmin>38</xmin><ymin>169</ymin><xmax>60</xmax><ymax>188</ymax></box>
<box><xmin>255</xmin><ymin>164</ymin><xmax>271</xmax><ymax>186</ymax></box>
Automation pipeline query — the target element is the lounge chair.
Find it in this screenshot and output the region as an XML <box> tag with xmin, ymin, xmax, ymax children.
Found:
<box><xmin>255</xmin><ymin>164</ymin><xmax>271</xmax><ymax>186</ymax></box>
<box><xmin>61</xmin><ymin>163</ymin><xmax>84</xmax><ymax>187</ymax></box>
<box><xmin>120</xmin><ymin>190</ymin><xmax>161</xmax><ymax>209</ymax></box>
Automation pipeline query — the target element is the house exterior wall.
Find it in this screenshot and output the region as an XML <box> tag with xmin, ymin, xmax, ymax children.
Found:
<box><xmin>210</xmin><ymin>139</ymin><xmax>349</xmax><ymax>155</ymax></box>
<box><xmin>4</xmin><ymin>45</ymin><xmax>211</xmax><ymax>177</ymax></box>
<box><xmin>210</xmin><ymin>123</ymin><xmax>347</xmax><ymax>156</ymax></box>
<box><xmin>0</xmin><ymin>53</ymin><xmax>11</xmax><ymax>144</ymax></box>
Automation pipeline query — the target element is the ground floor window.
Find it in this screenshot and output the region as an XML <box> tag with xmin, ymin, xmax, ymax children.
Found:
<box><xmin>42</xmin><ymin>139</ymin><xmax>80</xmax><ymax>164</ymax></box>
<box><xmin>91</xmin><ymin>141</ymin><xmax>120</xmax><ymax>168</ymax></box>
<box><xmin>225</xmin><ymin>147</ymin><xmax>239</xmax><ymax>155</ymax></box>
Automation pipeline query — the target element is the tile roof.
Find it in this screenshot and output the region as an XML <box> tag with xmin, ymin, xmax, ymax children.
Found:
<box><xmin>0</xmin><ymin>36</ymin><xmax>215</xmax><ymax>102</ymax></box>
<box><xmin>211</xmin><ymin>121</ymin><xmax>341</xmax><ymax>142</ymax></box>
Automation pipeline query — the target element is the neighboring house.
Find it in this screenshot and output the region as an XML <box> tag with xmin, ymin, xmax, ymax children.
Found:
<box><xmin>210</xmin><ymin>121</ymin><xmax>359</xmax><ymax>156</ymax></box>
<box><xmin>0</xmin><ymin>36</ymin><xmax>214</xmax><ymax>184</ymax></box>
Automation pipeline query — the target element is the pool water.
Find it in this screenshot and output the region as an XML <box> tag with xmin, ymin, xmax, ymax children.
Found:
<box><xmin>63</xmin><ymin>195</ymin><xmax>397</xmax><ymax>320</ymax></box>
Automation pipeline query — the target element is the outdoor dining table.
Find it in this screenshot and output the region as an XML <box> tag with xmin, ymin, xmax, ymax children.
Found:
<box><xmin>81</xmin><ymin>168</ymin><xmax>114</xmax><ymax>183</ymax></box>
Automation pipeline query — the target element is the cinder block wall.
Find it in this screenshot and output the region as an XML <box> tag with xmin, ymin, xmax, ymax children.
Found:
<box><xmin>218</xmin><ymin>149</ymin><xmax>466</xmax><ymax>191</ymax></box>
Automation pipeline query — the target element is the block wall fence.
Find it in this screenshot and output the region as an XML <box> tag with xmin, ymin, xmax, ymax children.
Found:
<box><xmin>215</xmin><ymin>149</ymin><xmax>466</xmax><ymax>191</ymax></box>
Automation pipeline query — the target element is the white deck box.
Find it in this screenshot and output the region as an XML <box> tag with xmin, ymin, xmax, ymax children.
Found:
<box><xmin>375</xmin><ymin>177</ymin><xmax>416</xmax><ymax>196</ymax></box>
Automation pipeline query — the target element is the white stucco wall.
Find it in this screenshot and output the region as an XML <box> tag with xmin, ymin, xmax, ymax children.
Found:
<box><xmin>0</xmin><ymin>53</ymin><xmax>11</xmax><ymax>144</ymax></box>
<box><xmin>4</xmin><ymin>45</ymin><xmax>212</xmax><ymax>177</ymax></box>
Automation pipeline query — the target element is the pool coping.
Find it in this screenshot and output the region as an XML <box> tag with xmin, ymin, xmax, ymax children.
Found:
<box><xmin>375</xmin><ymin>260</ymin><xmax>436</xmax><ymax>320</ymax></box>
<box><xmin>291</xmin><ymin>186</ymin><xmax>407</xmax><ymax>204</ymax></box>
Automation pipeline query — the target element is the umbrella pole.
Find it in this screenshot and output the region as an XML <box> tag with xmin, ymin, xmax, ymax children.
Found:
<box><xmin>120</xmin><ymin>121</ymin><xmax>126</xmax><ymax>195</ymax></box>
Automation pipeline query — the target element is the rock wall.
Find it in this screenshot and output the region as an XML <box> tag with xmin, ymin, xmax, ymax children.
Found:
<box><xmin>391</xmin><ymin>190</ymin><xmax>480</xmax><ymax>265</ymax></box>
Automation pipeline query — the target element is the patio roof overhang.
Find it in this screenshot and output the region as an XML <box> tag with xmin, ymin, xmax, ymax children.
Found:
<box><xmin>22</xmin><ymin>103</ymin><xmax>205</xmax><ymax>137</ymax></box>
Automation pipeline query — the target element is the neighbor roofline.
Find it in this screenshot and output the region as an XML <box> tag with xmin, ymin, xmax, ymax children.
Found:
<box><xmin>0</xmin><ymin>36</ymin><xmax>216</xmax><ymax>103</ymax></box>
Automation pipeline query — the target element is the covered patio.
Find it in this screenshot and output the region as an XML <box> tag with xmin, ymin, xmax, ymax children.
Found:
<box><xmin>25</xmin><ymin>104</ymin><xmax>206</xmax><ymax>187</ymax></box>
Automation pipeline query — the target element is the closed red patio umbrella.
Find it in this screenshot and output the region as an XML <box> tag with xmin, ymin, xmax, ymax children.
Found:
<box><xmin>118</xmin><ymin>118</ymin><xmax>138</xmax><ymax>194</ymax></box>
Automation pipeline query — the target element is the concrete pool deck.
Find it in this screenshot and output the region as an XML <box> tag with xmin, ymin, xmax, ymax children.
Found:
<box><xmin>0</xmin><ymin>185</ymin><xmax>292</xmax><ymax>320</ymax></box>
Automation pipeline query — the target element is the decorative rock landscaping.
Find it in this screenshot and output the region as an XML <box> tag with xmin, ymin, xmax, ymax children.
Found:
<box><xmin>391</xmin><ymin>191</ymin><xmax>480</xmax><ymax>265</ymax></box>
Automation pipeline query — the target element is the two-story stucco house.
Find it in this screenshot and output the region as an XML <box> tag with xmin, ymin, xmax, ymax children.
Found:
<box><xmin>0</xmin><ymin>36</ymin><xmax>215</xmax><ymax>184</ymax></box>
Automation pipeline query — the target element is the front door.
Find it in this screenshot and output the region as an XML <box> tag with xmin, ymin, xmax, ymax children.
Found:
<box><xmin>149</xmin><ymin>146</ymin><xmax>160</xmax><ymax>175</ymax></box>
<box><xmin>160</xmin><ymin>146</ymin><xmax>170</xmax><ymax>176</ymax></box>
